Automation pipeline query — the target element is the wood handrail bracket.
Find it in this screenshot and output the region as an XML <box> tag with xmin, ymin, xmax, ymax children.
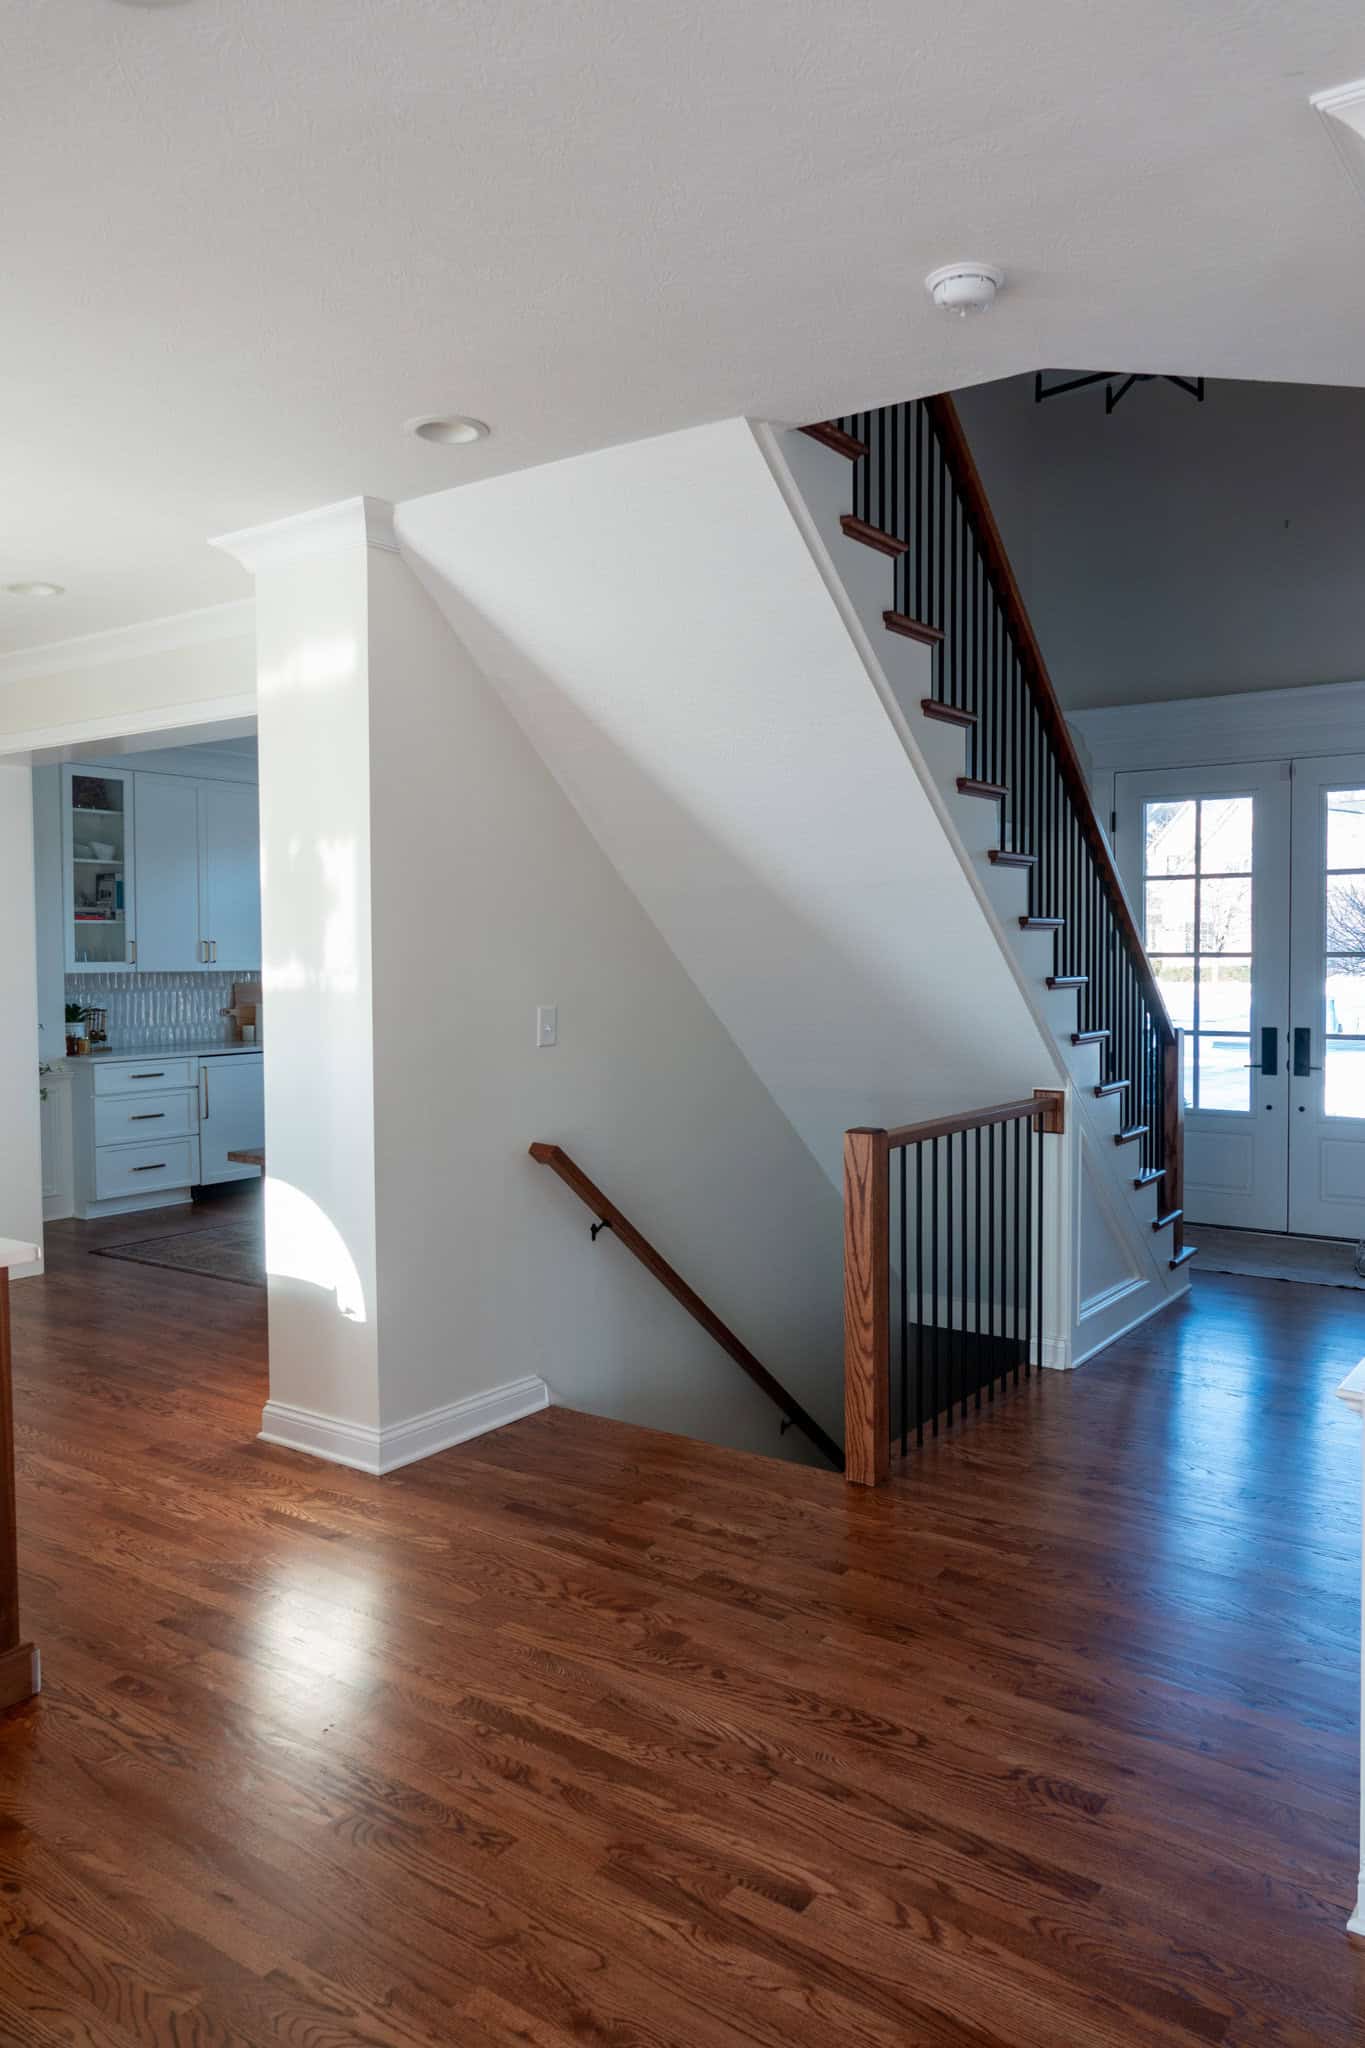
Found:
<box><xmin>529</xmin><ymin>1143</ymin><xmax>844</xmax><ymax>1471</ymax></box>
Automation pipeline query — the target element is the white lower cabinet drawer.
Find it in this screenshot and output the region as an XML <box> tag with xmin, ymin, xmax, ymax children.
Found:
<box><xmin>93</xmin><ymin>1058</ymin><xmax>195</xmax><ymax>1096</ymax></box>
<box><xmin>94</xmin><ymin>1090</ymin><xmax>197</xmax><ymax>1147</ymax></box>
<box><xmin>93</xmin><ymin>1137</ymin><xmax>198</xmax><ymax>1201</ymax></box>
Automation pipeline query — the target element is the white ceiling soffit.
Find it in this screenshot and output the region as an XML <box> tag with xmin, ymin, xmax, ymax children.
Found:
<box><xmin>7</xmin><ymin>1</ymin><xmax>1365</xmax><ymax>653</ymax></box>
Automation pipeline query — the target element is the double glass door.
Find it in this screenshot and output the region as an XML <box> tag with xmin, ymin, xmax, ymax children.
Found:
<box><xmin>1116</xmin><ymin>755</ymin><xmax>1365</xmax><ymax>1236</ymax></box>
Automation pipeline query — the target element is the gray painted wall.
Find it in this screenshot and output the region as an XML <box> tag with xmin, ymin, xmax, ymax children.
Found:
<box><xmin>954</xmin><ymin>372</ymin><xmax>1365</xmax><ymax>711</ymax></box>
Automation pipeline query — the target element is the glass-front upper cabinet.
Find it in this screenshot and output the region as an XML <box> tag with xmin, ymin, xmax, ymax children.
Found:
<box><xmin>62</xmin><ymin>766</ymin><xmax>136</xmax><ymax>971</ymax></box>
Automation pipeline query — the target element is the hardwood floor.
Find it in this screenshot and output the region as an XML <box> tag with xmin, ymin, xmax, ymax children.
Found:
<box><xmin>3</xmin><ymin>1222</ymin><xmax>1364</xmax><ymax>2044</ymax></box>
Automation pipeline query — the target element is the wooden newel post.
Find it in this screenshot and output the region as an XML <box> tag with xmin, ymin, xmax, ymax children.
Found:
<box><xmin>843</xmin><ymin>1128</ymin><xmax>890</xmax><ymax>1488</ymax></box>
<box><xmin>1162</xmin><ymin>1030</ymin><xmax>1184</xmax><ymax>1258</ymax></box>
<box><xmin>0</xmin><ymin>1255</ymin><xmax>40</xmax><ymax>1712</ymax></box>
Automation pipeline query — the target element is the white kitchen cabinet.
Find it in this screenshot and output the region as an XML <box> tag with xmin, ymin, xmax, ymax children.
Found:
<box><xmin>69</xmin><ymin>1049</ymin><xmax>263</xmax><ymax>1217</ymax></box>
<box><xmin>130</xmin><ymin>772</ymin><xmax>261</xmax><ymax>973</ymax></box>
<box><xmin>199</xmin><ymin>782</ymin><xmax>261</xmax><ymax>968</ymax></box>
<box><xmin>62</xmin><ymin>766</ymin><xmax>136</xmax><ymax>972</ymax></box>
<box><xmin>131</xmin><ymin>773</ymin><xmax>202</xmax><ymax>972</ymax></box>
<box><xmin>198</xmin><ymin>1054</ymin><xmax>265</xmax><ymax>1185</ymax></box>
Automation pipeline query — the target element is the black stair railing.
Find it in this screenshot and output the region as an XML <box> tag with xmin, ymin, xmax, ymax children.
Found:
<box><xmin>816</xmin><ymin>398</ymin><xmax>1181</xmax><ymax>1227</ymax></box>
<box><xmin>844</xmin><ymin>1093</ymin><xmax>1066</xmax><ymax>1485</ymax></box>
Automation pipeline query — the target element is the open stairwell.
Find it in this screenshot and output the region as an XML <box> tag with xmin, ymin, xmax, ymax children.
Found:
<box><xmin>398</xmin><ymin>402</ymin><xmax>1191</xmax><ymax>1407</ymax></box>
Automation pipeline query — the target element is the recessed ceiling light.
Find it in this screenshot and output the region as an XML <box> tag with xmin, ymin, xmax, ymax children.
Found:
<box><xmin>5</xmin><ymin>581</ymin><xmax>64</xmax><ymax>598</ymax></box>
<box><xmin>405</xmin><ymin>414</ymin><xmax>490</xmax><ymax>446</ymax></box>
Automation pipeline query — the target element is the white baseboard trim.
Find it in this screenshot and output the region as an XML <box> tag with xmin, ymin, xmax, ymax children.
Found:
<box><xmin>1072</xmin><ymin>1280</ymin><xmax>1185</xmax><ymax>1370</ymax></box>
<box><xmin>1039</xmin><ymin>1335</ymin><xmax>1073</xmax><ymax>1371</ymax></box>
<box><xmin>259</xmin><ymin>1375</ymin><xmax>550</xmax><ymax>1476</ymax></box>
<box><xmin>1348</xmin><ymin>1874</ymin><xmax>1365</xmax><ymax>1942</ymax></box>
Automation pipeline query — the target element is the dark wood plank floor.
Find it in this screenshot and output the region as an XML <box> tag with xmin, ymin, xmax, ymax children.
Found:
<box><xmin>3</xmin><ymin>1212</ymin><xmax>1364</xmax><ymax>2045</ymax></box>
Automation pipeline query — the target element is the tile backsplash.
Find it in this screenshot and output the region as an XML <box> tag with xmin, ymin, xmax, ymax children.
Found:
<box><xmin>64</xmin><ymin>970</ymin><xmax>260</xmax><ymax>1049</ymax></box>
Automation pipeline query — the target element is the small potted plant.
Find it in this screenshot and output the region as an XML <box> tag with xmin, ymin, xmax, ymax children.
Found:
<box><xmin>64</xmin><ymin>1002</ymin><xmax>87</xmax><ymax>1056</ymax></box>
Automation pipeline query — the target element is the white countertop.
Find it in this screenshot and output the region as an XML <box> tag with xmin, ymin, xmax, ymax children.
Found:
<box><xmin>0</xmin><ymin>1239</ymin><xmax>40</xmax><ymax>1271</ymax></box>
<box><xmin>85</xmin><ymin>1041</ymin><xmax>263</xmax><ymax>1060</ymax></box>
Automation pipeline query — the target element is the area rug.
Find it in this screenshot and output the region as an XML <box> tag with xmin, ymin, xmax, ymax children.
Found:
<box><xmin>93</xmin><ymin>1216</ymin><xmax>265</xmax><ymax>1289</ymax></box>
<box><xmin>1191</xmin><ymin>1224</ymin><xmax>1365</xmax><ymax>1290</ymax></box>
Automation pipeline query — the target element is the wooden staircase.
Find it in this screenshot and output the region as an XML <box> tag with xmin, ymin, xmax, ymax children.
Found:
<box><xmin>799</xmin><ymin>400</ymin><xmax>1192</xmax><ymax>1272</ymax></box>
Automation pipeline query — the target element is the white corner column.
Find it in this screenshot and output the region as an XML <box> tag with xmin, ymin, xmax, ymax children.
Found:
<box><xmin>214</xmin><ymin>498</ymin><xmax>549</xmax><ymax>1474</ymax></box>
<box><xmin>1337</xmin><ymin>1359</ymin><xmax>1365</xmax><ymax>1941</ymax></box>
<box><xmin>214</xmin><ymin>500</ymin><xmax>391</xmax><ymax>1469</ymax></box>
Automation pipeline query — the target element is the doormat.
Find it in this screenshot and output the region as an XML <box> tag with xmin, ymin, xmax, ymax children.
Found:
<box><xmin>1191</xmin><ymin>1224</ymin><xmax>1365</xmax><ymax>1290</ymax></box>
<box><xmin>93</xmin><ymin>1216</ymin><xmax>264</xmax><ymax>1290</ymax></box>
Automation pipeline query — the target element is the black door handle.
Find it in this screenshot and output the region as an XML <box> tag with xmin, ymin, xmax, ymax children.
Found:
<box><xmin>1292</xmin><ymin>1026</ymin><xmax>1322</xmax><ymax>1077</ymax></box>
<box><xmin>1259</xmin><ymin>1026</ymin><xmax>1278</xmax><ymax>1077</ymax></box>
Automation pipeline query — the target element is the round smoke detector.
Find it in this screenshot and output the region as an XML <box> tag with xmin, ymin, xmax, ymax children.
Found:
<box><xmin>925</xmin><ymin>262</ymin><xmax>1004</xmax><ymax>316</ymax></box>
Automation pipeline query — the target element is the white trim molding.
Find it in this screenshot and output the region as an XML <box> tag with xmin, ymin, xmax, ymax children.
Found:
<box><xmin>259</xmin><ymin>1375</ymin><xmax>550</xmax><ymax>1476</ymax></box>
<box><xmin>213</xmin><ymin>495</ymin><xmax>398</xmax><ymax>575</ymax></box>
<box><xmin>1336</xmin><ymin>1358</ymin><xmax>1365</xmax><ymax>1941</ymax></box>
<box><xmin>0</xmin><ymin>598</ymin><xmax>255</xmax><ymax>689</ymax></box>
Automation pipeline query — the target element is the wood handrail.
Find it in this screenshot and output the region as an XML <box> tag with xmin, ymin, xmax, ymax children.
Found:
<box><xmin>924</xmin><ymin>394</ymin><xmax>1174</xmax><ymax>1048</ymax></box>
<box><xmin>882</xmin><ymin>1089</ymin><xmax>1065</xmax><ymax>1152</ymax></box>
<box><xmin>529</xmin><ymin>1143</ymin><xmax>844</xmax><ymax>1471</ymax></box>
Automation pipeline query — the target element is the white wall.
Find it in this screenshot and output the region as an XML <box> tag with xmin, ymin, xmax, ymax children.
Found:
<box><xmin>365</xmin><ymin>546</ymin><xmax>844</xmax><ymax>1456</ymax></box>
<box><xmin>955</xmin><ymin>372</ymin><xmax>1365</xmax><ymax>712</ymax></box>
<box><xmin>397</xmin><ymin>418</ymin><xmax>1055</xmax><ymax>1189</ymax></box>
<box><xmin>0</xmin><ymin>765</ymin><xmax>44</xmax><ymax>1270</ymax></box>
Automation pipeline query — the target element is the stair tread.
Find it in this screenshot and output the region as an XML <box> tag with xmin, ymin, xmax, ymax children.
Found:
<box><xmin>1134</xmin><ymin>1167</ymin><xmax>1163</xmax><ymax>1187</ymax></box>
<box><xmin>1114</xmin><ymin>1123</ymin><xmax>1149</xmax><ymax>1144</ymax></box>
<box><xmin>1047</xmin><ymin>975</ymin><xmax>1087</xmax><ymax>989</ymax></box>
<box><xmin>1073</xmin><ymin>1029</ymin><xmax>1110</xmax><ymax>1044</ymax></box>
<box><xmin>990</xmin><ymin>849</ymin><xmax>1036</xmax><ymax>868</ymax></box>
<box><xmin>1153</xmin><ymin>1208</ymin><xmax>1183</xmax><ymax>1231</ymax></box>
<box><xmin>1020</xmin><ymin>916</ymin><xmax>1064</xmax><ymax>930</ymax></box>
<box><xmin>799</xmin><ymin>421</ymin><xmax>867</xmax><ymax>461</ymax></box>
<box><xmin>958</xmin><ymin>777</ymin><xmax>1008</xmax><ymax>799</ymax></box>
<box><xmin>886</xmin><ymin>611</ymin><xmax>945</xmax><ymax>646</ymax></box>
<box><xmin>1170</xmin><ymin>1245</ymin><xmax>1198</xmax><ymax>1270</ymax></box>
<box><xmin>840</xmin><ymin>513</ymin><xmax>907</xmax><ymax>557</ymax></box>
<box><xmin>1094</xmin><ymin>1078</ymin><xmax>1129</xmax><ymax>1096</ymax></box>
<box><xmin>922</xmin><ymin>698</ymin><xmax>975</xmax><ymax>727</ymax></box>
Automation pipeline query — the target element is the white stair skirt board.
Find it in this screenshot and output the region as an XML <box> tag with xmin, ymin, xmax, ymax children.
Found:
<box><xmin>259</xmin><ymin>1375</ymin><xmax>550</xmax><ymax>1475</ymax></box>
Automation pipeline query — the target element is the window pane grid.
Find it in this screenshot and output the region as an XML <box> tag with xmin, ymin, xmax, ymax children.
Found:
<box><xmin>1143</xmin><ymin>794</ymin><xmax>1253</xmax><ymax>1113</ymax></box>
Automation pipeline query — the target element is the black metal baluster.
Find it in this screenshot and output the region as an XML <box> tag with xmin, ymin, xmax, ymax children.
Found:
<box><xmin>899</xmin><ymin>1145</ymin><xmax>908</xmax><ymax>1459</ymax></box>
<box><xmin>1023</xmin><ymin>1113</ymin><xmax>1034</xmax><ymax>1377</ymax></box>
<box><xmin>959</xmin><ymin>1127</ymin><xmax>969</xmax><ymax>1424</ymax></box>
<box><xmin>987</xmin><ymin>1120</ymin><xmax>997</xmax><ymax>1400</ymax></box>
<box><xmin>1012</xmin><ymin>1115</ymin><xmax>1022</xmax><ymax>1385</ymax></box>
<box><xmin>945</xmin><ymin>1133</ymin><xmax>955</xmax><ymax>1427</ymax></box>
<box><xmin>974</xmin><ymin>1124</ymin><xmax>983</xmax><ymax>1411</ymax></box>
<box><xmin>915</xmin><ymin>1141</ymin><xmax>925</xmax><ymax>1447</ymax></box>
<box><xmin>931</xmin><ymin>1137</ymin><xmax>941</xmax><ymax>1434</ymax></box>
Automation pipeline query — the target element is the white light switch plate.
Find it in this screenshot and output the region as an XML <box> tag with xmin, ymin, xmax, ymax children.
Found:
<box><xmin>536</xmin><ymin>1004</ymin><xmax>558</xmax><ymax>1048</ymax></box>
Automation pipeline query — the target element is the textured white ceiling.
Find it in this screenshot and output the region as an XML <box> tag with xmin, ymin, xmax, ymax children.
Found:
<box><xmin>5</xmin><ymin>0</ymin><xmax>1365</xmax><ymax>650</ymax></box>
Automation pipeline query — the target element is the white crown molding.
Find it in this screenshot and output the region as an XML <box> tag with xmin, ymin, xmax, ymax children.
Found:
<box><xmin>1070</xmin><ymin>677</ymin><xmax>1365</xmax><ymax>772</ymax></box>
<box><xmin>259</xmin><ymin>1374</ymin><xmax>549</xmax><ymax>1476</ymax></box>
<box><xmin>0</xmin><ymin>598</ymin><xmax>255</xmax><ymax>687</ymax></box>
<box><xmin>213</xmin><ymin>495</ymin><xmax>398</xmax><ymax>576</ymax></box>
<box><xmin>1311</xmin><ymin>78</ymin><xmax>1365</xmax><ymax>206</ymax></box>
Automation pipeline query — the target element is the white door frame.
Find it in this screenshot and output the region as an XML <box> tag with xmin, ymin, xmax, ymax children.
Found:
<box><xmin>1289</xmin><ymin>755</ymin><xmax>1365</xmax><ymax>1237</ymax></box>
